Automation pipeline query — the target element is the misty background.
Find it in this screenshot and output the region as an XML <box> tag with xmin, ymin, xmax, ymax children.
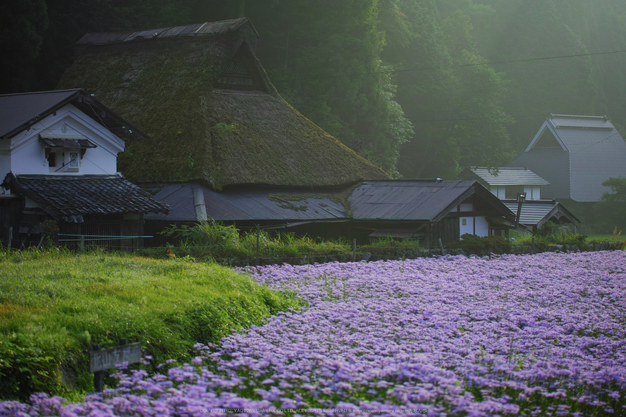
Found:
<box><xmin>3</xmin><ymin>0</ymin><xmax>625</xmax><ymax>179</ymax></box>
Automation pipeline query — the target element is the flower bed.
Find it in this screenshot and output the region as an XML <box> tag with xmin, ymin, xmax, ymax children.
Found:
<box><xmin>2</xmin><ymin>251</ymin><xmax>625</xmax><ymax>416</ymax></box>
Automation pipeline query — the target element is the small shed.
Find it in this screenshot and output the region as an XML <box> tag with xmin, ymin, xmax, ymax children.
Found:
<box><xmin>502</xmin><ymin>199</ymin><xmax>580</xmax><ymax>232</ymax></box>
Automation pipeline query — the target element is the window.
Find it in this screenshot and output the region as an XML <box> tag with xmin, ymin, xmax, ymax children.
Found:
<box><xmin>505</xmin><ymin>185</ymin><xmax>525</xmax><ymax>200</ymax></box>
<box><xmin>47</xmin><ymin>151</ymin><xmax>57</xmax><ymax>168</ymax></box>
<box><xmin>68</xmin><ymin>152</ymin><xmax>79</xmax><ymax>168</ymax></box>
<box><xmin>214</xmin><ymin>45</ymin><xmax>267</xmax><ymax>92</ymax></box>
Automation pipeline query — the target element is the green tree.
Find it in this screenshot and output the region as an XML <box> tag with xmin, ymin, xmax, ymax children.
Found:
<box><xmin>391</xmin><ymin>0</ymin><xmax>513</xmax><ymax>178</ymax></box>
<box><xmin>1</xmin><ymin>0</ymin><xmax>194</xmax><ymax>93</ymax></box>
<box><xmin>470</xmin><ymin>0</ymin><xmax>598</xmax><ymax>151</ymax></box>
<box><xmin>244</xmin><ymin>0</ymin><xmax>412</xmax><ymax>174</ymax></box>
<box><xmin>555</xmin><ymin>0</ymin><xmax>626</xmax><ymax>135</ymax></box>
<box><xmin>595</xmin><ymin>177</ymin><xmax>626</xmax><ymax>231</ymax></box>
<box><xmin>0</xmin><ymin>0</ymin><xmax>48</xmax><ymax>93</ymax></box>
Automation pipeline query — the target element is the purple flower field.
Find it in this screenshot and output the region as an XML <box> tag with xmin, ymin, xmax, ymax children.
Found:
<box><xmin>2</xmin><ymin>251</ymin><xmax>625</xmax><ymax>416</ymax></box>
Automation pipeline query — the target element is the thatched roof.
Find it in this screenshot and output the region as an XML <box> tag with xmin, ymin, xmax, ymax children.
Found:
<box><xmin>56</xmin><ymin>18</ymin><xmax>388</xmax><ymax>190</ymax></box>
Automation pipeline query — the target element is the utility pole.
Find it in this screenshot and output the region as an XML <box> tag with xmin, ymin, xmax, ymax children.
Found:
<box><xmin>515</xmin><ymin>192</ymin><xmax>526</xmax><ymax>229</ymax></box>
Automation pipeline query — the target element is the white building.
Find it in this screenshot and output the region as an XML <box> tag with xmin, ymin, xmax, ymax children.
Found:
<box><xmin>461</xmin><ymin>166</ymin><xmax>579</xmax><ymax>232</ymax></box>
<box><xmin>0</xmin><ymin>89</ymin><xmax>168</xmax><ymax>248</ymax></box>
<box><xmin>462</xmin><ymin>166</ymin><xmax>549</xmax><ymax>201</ymax></box>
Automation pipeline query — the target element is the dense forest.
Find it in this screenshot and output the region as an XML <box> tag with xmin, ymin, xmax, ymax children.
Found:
<box><xmin>3</xmin><ymin>0</ymin><xmax>626</xmax><ymax>178</ymax></box>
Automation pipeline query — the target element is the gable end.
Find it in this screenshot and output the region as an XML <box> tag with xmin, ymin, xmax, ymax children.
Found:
<box><xmin>534</xmin><ymin>128</ymin><xmax>561</xmax><ymax>149</ymax></box>
<box><xmin>215</xmin><ymin>43</ymin><xmax>268</xmax><ymax>92</ymax></box>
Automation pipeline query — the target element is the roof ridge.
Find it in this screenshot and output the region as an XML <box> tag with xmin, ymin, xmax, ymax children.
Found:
<box><xmin>15</xmin><ymin>173</ymin><xmax>123</xmax><ymax>179</ymax></box>
<box><xmin>549</xmin><ymin>113</ymin><xmax>608</xmax><ymax>120</ymax></box>
<box><xmin>76</xmin><ymin>17</ymin><xmax>253</xmax><ymax>46</ymax></box>
<box><xmin>0</xmin><ymin>89</ymin><xmax>82</xmax><ymax>98</ymax></box>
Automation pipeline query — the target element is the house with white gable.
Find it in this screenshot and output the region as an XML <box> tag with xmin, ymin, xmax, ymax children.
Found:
<box><xmin>510</xmin><ymin>114</ymin><xmax>626</xmax><ymax>203</ymax></box>
<box><xmin>461</xmin><ymin>166</ymin><xmax>549</xmax><ymax>201</ymax></box>
<box><xmin>0</xmin><ymin>89</ymin><xmax>169</xmax><ymax>249</ymax></box>
<box><xmin>506</xmin><ymin>114</ymin><xmax>626</xmax><ymax>230</ymax></box>
<box><xmin>461</xmin><ymin>166</ymin><xmax>580</xmax><ymax>233</ymax></box>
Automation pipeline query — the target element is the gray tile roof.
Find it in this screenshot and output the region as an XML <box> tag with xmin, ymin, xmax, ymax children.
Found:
<box><xmin>547</xmin><ymin>114</ymin><xmax>614</xmax><ymax>130</ymax></box>
<box><xmin>145</xmin><ymin>183</ymin><xmax>349</xmax><ymax>222</ymax></box>
<box><xmin>349</xmin><ymin>180</ymin><xmax>515</xmax><ymax>222</ymax></box>
<box><xmin>503</xmin><ymin>199</ymin><xmax>580</xmax><ymax>229</ymax></box>
<box><xmin>147</xmin><ymin>180</ymin><xmax>516</xmax><ymax>225</ymax></box>
<box><xmin>0</xmin><ymin>89</ymin><xmax>144</xmax><ymax>141</ymax></box>
<box><xmin>0</xmin><ymin>90</ymin><xmax>79</xmax><ymax>139</ymax></box>
<box><xmin>3</xmin><ymin>173</ymin><xmax>169</xmax><ymax>222</ymax></box>
<box><xmin>467</xmin><ymin>167</ymin><xmax>549</xmax><ymax>186</ymax></box>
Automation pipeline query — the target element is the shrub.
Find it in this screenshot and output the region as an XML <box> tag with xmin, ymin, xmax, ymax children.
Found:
<box><xmin>534</xmin><ymin>221</ymin><xmax>561</xmax><ymax>237</ymax></box>
<box><xmin>448</xmin><ymin>234</ymin><xmax>512</xmax><ymax>255</ymax></box>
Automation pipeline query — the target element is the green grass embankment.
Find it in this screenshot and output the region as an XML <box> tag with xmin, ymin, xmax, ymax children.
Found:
<box><xmin>0</xmin><ymin>249</ymin><xmax>301</xmax><ymax>401</ymax></box>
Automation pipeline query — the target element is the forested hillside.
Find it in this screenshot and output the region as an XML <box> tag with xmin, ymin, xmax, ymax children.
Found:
<box><xmin>3</xmin><ymin>0</ymin><xmax>626</xmax><ymax>178</ymax></box>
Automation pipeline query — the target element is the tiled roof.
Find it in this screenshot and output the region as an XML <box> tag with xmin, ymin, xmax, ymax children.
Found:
<box><xmin>0</xmin><ymin>89</ymin><xmax>144</xmax><ymax>141</ymax></box>
<box><xmin>503</xmin><ymin>199</ymin><xmax>580</xmax><ymax>229</ymax></box>
<box><xmin>3</xmin><ymin>173</ymin><xmax>169</xmax><ymax>222</ymax></box>
<box><xmin>349</xmin><ymin>180</ymin><xmax>515</xmax><ymax>222</ymax></box>
<box><xmin>468</xmin><ymin>167</ymin><xmax>549</xmax><ymax>186</ymax></box>
<box><xmin>146</xmin><ymin>183</ymin><xmax>348</xmax><ymax>222</ymax></box>
<box><xmin>547</xmin><ymin>114</ymin><xmax>614</xmax><ymax>130</ymax></box>
<box><xmin>146</xmin><ymin>180</ymin><xmax>517</xmax><ymax>225</ymax></box>
<box><xmin>0</xmin><ymin>90</ymin><xmax>79</xmax><ymax>139</ymax></box>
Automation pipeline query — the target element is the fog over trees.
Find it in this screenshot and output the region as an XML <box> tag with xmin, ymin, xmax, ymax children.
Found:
<box><xmin>3</xmin><ymin>0</ymin><xmax>626</xmax><ymax>178</ymax></box>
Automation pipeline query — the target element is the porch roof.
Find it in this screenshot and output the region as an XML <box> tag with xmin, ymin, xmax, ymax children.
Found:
<box><xmin>2</xmin><ymin>173</ymin><xmax>169</xmax><ymax>222</ymax></box>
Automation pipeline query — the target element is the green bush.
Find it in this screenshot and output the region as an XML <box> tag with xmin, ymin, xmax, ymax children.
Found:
<box><xmin>151</xmin><ymin>222</ymin><xmax>353</xmax><ymax>264</ymax></box>
<box><xmin>448</xmin><ymin>234</ymin><xmax>512</xmax><ymax>255</ymax></box>
<box><xmin>534</xmin><ymin>221</ymin><xmax>561</xmax><ymax>237</ymax></box>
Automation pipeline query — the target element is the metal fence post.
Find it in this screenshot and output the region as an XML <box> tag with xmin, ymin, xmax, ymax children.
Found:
<box><xmin>256</xmin><ymin>224</ymin><xmax>260</xmax><ymax>265</ymax></box>
<box><xmin>92</xmin><ymin>344</ymin><xmax>104</xmax><ymax>392</ymax></box>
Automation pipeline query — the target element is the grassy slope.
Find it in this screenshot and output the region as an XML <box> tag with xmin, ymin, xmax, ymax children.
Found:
<box><xmin>0</xmin><ymin>249</ymin><xmax>300</xmax><ymax>400</ymax></box>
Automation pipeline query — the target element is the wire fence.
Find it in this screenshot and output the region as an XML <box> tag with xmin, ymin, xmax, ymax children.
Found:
<box><xmin>57</xmin><ymin>234</ymin><xmax>153</xmax><ymax>252</ymax></box>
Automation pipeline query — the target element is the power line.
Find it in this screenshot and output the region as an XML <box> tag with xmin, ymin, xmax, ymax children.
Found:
<box><xmin>392</xmin><ymin>49</ymin><xmax>626</xmax><ymax>76</ymax></box>
<box><xmin>410</xmin><ymin>113</ymin><xmax>545</xmax><ymax>124</ymax></box>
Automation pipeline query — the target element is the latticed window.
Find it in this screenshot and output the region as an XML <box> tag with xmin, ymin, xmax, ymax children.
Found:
<box><xmin>215</xmin><ymin>46</ymin><xmax>266</xmax><ymax>92</ymax></box>
<box><xmin>218</xmin><ymin>56</ymin><xmax>254</xmax><ymax>86</ymax></box>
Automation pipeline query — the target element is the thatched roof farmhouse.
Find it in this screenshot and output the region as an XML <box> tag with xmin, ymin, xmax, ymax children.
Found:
<box><xmin>56</xmin><ymin>18</ymin><xmax>388</xmax><ymax>190</ymax></box>
<box><xmin>54</xmin><ymin>18</ymin><xmax>519</xmax><ymax>247</ymax></box>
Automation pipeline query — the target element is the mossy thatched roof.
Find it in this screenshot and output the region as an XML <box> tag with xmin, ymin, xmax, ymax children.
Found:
<box><xmin>57</xmin><ymin>18</ymin><xmax>388</xmax><ymax>190</ymax></box>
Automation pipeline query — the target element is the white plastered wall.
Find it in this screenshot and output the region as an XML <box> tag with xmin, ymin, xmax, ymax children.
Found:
<box><xmin>4</xmin><ymin>104</ymin><xmax>125</xmax><ymax>178</ymax></box>
<box><xmin>459</xmin><ymin>216</ymin><xmax>490</xmax><ymax>237</ymax></box>
<box><xmin>524</xmin><ymin>185</ymin><xmax>541</xmax><ymax>200</ymax></box>
<box><xmin>490</xmin><ymin>185</ymin><xmax>506</xmax><ymax>199</ymax></box>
